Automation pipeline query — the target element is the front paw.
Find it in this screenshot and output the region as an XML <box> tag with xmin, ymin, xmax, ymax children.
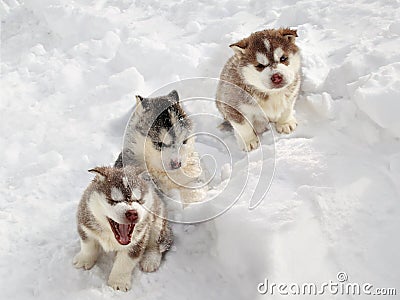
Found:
<box><xmin>140</xmin><ymin>251</ymin><xmax>161</xmax><ymax>272</ymax></box>
<box><xmin>275</xmin><ymin>119</ymin><xmax>297</xmax><ymax>134</ymax></box>
<box><xmin>108</xmin><ymin>274</ymin><xmax>132</xmax><ymax>291</ymax></box>
<box><xmin>237</xmin><ymin>134</ymin><xmax>260</xmax><ymax>152</ymax></box>
<box><xmin>73</xmin><ymin>252</ymin><xmax>97</xmax><ymax>270</ymax></box>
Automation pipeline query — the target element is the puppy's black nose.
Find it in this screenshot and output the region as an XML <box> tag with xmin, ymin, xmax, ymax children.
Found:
<box><xmin>170</xmin><ymin>160</ymin><xmax>181</xmax><ymax>169</ymax></box>
<box><xmin>125</xmin><ymin>210</ymin><xmax>138</xmax><ymax>223</ymax></box>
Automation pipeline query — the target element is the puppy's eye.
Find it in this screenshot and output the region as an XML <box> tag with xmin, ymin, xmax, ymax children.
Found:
<box><xmin>280</xmin><ymin>56</ymin><xmax>288</xmax><ymax>63</ymax></box>
<box><xmin>183</xmin><ymin>139</ymin><xmax>188</xmax><ymax>145</ymax></box>
<box><xmin>108</xmin><ymin>197</ymin><xmax>120</xmax><ymax>203</ymax></box>
<box><xmin>255</xmin><ymin>63</ymin><xmax>266</xmax><ymax>70</ymax></box>
<box><xmin>133</xmin><ymin>198</ymin><xmax>144</xmax><ymax>205</ymax></box>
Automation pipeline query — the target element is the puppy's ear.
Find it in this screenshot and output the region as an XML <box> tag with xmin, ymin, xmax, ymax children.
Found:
<box><xmin>229</xmin><ymin>38</ymin><xmax>248</xmax><ymax>55</ymax></box>
<box><xmin>135</xmin><ymin>95</ymin><xmax>143</xmax><ymax>104</ymax></box>
<box><xmin>88</xmin><ymin>167</ymin><xmax>108</xmax><ymax>181</ymax></box>
<box><xmin>136</xmin><ymin>95</ymin><xmax>150</xmax><ymax>109</ymax></box>
<box><xmin>280</xmin><ymin>28</ymin><xmax>298</xmax><ymax>43</ymax></box>
<box><xmin>168</xmin><ymin>90</ymin><xmax>179</xmax><ymax>103</ymax></box>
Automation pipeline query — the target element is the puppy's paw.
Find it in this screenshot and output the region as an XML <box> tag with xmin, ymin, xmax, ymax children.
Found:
<box><xmin>108</xmin><ymin>274</ymin><xmax>132</xmax><ymax>292</ymax></box>
<box><xmin>233</xmin><ymin>122</ymin><xmax>260</xmax><ymax>152</ymax></box>
<box><xmin>182</xmin><ymin>152</ymin><xmax>202</xmax><ymax>178</ymax></box>
<box><xmin>238</xmin><ymin>134</ymin><xmax>260</xmax><ymax>152</ymax></box>
<box><xmin>73</xmin><ymin>252</ymin><xmax>97</xmax><ymax>270</ymax></box>
<box><xmin>140</xmin><ymin>250</ymin><xmax>161</xmax><ymax>272</ymax></box>
<box><xmin>275</xmin><ymin>119</ymin><xmax>297</xmax><ymax>134</ymax></box>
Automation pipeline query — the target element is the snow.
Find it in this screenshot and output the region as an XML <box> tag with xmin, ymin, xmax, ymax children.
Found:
<box><xmin>352</xmin><ymin>63</ymin><xmax>400</xmax><ymax>138</ymax></box>
<box><xmin>1</xmin><ymin>0</ymin><xmax>400</xmax><ymax>299</ymax></box>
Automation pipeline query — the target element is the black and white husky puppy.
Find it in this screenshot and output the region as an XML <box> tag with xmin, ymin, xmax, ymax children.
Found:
<box><xmin>73</xmin><ymin>166</ymin><xmax>172</xmax><ymax>291</ymax></box>
<box><xmin>115</xmin><ymin>90</ymin><xmax>206</xmax><ymax>205</ymax></box>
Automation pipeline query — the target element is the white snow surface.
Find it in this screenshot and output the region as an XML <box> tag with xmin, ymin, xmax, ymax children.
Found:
<box><xmin>1</xmin><ymin>0</ymin><xmax>400</xmax><ymax>299</ymax></box>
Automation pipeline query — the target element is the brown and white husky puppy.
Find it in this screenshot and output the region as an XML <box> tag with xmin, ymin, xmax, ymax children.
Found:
<box><xmin>115</xmin><ymin>90</ymin><xmax>206</xmax><ymax>205</ymax></box>
<box><xmin>216</xmin><ymin>28</ymin><xmax>301</xmax><ymax>151</ymax></box>
<box><xmin>73</xmin><ymin>166</ymin><xmax>172</xmax><ymax>291</ymax></box>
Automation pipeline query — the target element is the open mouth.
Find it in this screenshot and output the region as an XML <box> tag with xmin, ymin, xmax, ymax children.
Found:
<box><xmin>107</xmin><ymin>218</ymin><xmax>135</xmax><ymax>245</ymax></box>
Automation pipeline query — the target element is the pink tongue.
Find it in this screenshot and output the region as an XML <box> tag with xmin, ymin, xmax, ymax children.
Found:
<box><xmin>118</xmin><ymin>224</ymin><xmax>130</xmax><ymax>244</ymax></box>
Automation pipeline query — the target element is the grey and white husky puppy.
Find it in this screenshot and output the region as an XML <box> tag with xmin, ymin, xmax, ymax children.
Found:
<box><xmin>115</xmin><ymin>90</ymin><xmax>206</xmax><ymax>205</ymax></box>
<box><xmin>73</xmin><ymin>166</ymin><xmax>172</xmax><ymax>291</ymax></box>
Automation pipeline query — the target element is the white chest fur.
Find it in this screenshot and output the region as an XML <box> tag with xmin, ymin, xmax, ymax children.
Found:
<box><xmin>239</xmin><ymin>90</ymin><xmax>289</xmax><ymax>124</ymax></box>
<box><xmin>258</xmin><ymin>91</ymin><xmax>290</xmax><ymax>122</ymax></box>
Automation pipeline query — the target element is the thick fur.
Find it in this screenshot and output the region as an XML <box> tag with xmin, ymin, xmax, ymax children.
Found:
<box><xmin>115</xmin><ymin>90</ymin><xmax>207</xmax><ymax>205</ymax></box>
<box><xmin>216</xmin><ymin>28</ymin><xmax>301</xmax><ymax>151</ymax></box>
<box><xmin>73</xmin><ymin>166</ymin><xmax>172</xmax><ymax>291</ymax></box>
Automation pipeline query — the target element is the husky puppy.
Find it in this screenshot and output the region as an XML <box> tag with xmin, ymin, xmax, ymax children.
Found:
<box><xmin>115</xmin><ymin>90</ymin><xmax>206</xmax><ymax>205</ymax></box>
<box><xmin>216</xmin><ymin>28</ymin><xmax>301</xmax><ymax>151</ymax></box>
<box><xmin>73</xmin><ymin>166</ymin><xmax>172</xmax><ymax>291</ymax></box>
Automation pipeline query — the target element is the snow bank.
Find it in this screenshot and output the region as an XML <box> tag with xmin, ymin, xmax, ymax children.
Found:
<box><xmin>351</xmin><ymin>63</ymin><xmax>400</xmax><ymax>138</ymax></box>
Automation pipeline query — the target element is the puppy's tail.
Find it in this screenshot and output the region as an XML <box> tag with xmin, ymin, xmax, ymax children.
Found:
<box><xmin>218</xmin><ymin>120</ymin><xmax>233</xmax><ymax>132</ymax></box>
